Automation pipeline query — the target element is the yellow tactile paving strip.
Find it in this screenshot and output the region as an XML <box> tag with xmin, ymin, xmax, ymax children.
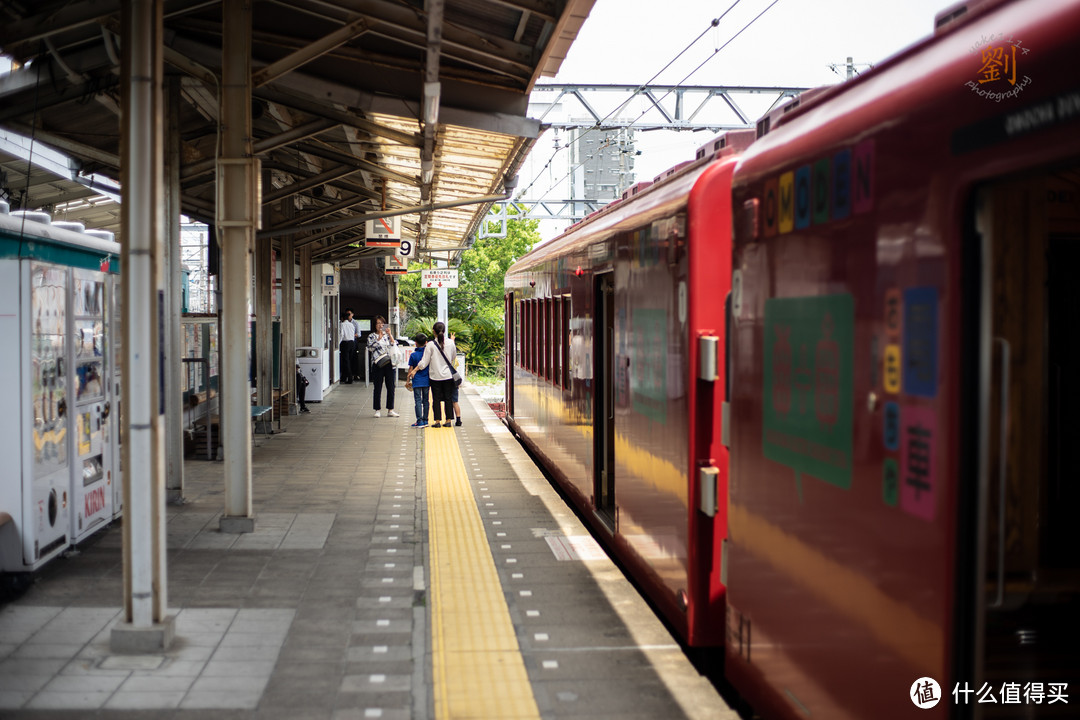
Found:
<box><xmin>425</xmin><ymin>428</ymin><xmax>541</xmax><ymax>720</ymax></box>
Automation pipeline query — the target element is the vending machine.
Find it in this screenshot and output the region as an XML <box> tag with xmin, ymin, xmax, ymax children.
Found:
<box><xmin>0</xmin><ymin>212</ymin><xmax>121</xmax><ymax>572</ymax></box>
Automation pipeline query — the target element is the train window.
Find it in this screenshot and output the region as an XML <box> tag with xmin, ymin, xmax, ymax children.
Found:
<box><xmin>553</xmin><ymin>299</ymin><xmax>562</xmax><ymax>387</ymax></box>
<box><xmin>525</xmin><ymin>299</ymin><xmax>531</xmax><ymax>373</ymax></box>
<box><xmin>521</xmin><ymin>299</ymin><xmax>528</xmax><ymax>371</ymax></box>
<box><xmin>562</xmin><ymin>297</ymin><xmax>570</xmax><ymax>388</ymax></box>
<box><xmin>530</xmin><ymin>299</ymin><xmax>537</xmax><ymax>374</ymax></box>
<box><xmin>514</xmin><ymin>300</ymin><xmax>521</xmax><ymax>368</ymax></box>
<box><xmin>544</xmin><ymin>299</ymin><xmax>552</xmax><ymax>382</ymax></box>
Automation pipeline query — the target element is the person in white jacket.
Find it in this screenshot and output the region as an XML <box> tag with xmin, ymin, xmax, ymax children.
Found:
<box><xmin>408</xmin><ymin>321</ymin><xmax>457</xmax><ymax>427</ymax></box>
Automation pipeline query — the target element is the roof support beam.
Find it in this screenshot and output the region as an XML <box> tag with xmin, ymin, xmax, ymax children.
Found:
<box><xmin>252</xmin><ymin>17</ymin><xmax>369</xmax><ymax>87</ymax></box>
<box><xmin>262</xmin><ymin>164</ymin><xmax>359</xmax><ymax>204</ymax></box>
<box><xmin>292</xmin><ymin>140</ymin><xmax>418</xmax><ymax>187</ymax></box>
<box><xmin>260</xmin><ymin>191</ymin><xmax>509</xmax><ymax>240</ymax></box>
<box><xmin>254</xmin><ymin>86</ymin><xmax>421</xmax><ymax>147</ymax></box>
<box><xmin>180</xmin><ymin>118</ymin><xmax>338</xmax><ymax>179</ymax></box>
<box><xmin>419</xmin><ymin>0</ymin><xmax>443</xmax><ymax>249</ymax></box>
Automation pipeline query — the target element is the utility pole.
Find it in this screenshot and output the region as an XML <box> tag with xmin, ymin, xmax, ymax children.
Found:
<box><xmin>829</xmin><ymin>56</ymin><xmax>873</xmax><ymax>80</ymax></box>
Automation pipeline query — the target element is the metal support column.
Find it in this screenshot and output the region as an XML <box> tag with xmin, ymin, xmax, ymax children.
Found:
<box><xmin>281</xmin><ymin>199</ymin><xmax>297</xmax><ymax>414</ymax></box>
<box><xmin>112</xmin><ymin>0</ymin><xmax>174</xmax><ymax>653</ymax></box>
<box><xmin>255</xmin><ymin>167</ymin><xmax>273</xmax><ymax>433</ymax></box>
<box><xmin>218</xmin><ymin>0</ymin><xmax>256</xmax><ymax>534</ymax></box>
<box><xmin>300</xmin><ymin>245</ymin><xmax>312</xmax><ymax>345</ymax></box>
<box><xmin>165</xmin><ymin>76</ymin><xmax>185</xmax><ymax>504</ymax></box>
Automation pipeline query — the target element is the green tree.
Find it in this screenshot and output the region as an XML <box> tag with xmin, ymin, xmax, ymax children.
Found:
<box><xmin>398</xmin><ymin>204</ymin><xmax>539</xmax><ymax>376</ymax></box>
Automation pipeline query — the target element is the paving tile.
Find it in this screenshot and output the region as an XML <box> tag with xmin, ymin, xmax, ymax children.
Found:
<box><xmin>0</xmin><ymin>689</ymin><xmax>34</xmax><ymax>709</ymax></box>
<box><xmin>41</xmin><ymin>672</ymin><xmax>127</xmax><ymax>693</ymax></box>
<box><xmin>180</xmin><ymin>688</ymin><xmax>264</xmax><ymax>709</ymax></box>
<box><xmin>340</xmin><ymin>673</ymin><xmax>411</xmax><ymax>693</ymax></box>
<box><xmin>0</xmin><ymin>672</ymin><xmax>52</xmax><ymax>693</ymax></box>
<box><xmin>104</xmin><ymin>689</ymin><xmax>187</xmax><ymax>709</ymax></box>
<box><xmin>26</xmin><ymin>689</ymin><xmax>111</xmax><ymax>709</ymax></box>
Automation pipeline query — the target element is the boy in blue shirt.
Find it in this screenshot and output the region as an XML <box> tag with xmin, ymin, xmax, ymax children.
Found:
<box><xmin>408</xmin><ymin>334</ymin><xmax>430</xmax><ymax>428</ymax></box>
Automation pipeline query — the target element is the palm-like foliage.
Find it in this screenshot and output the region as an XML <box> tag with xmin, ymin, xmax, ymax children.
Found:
<box><xmin>405</xmin><ymin>315</ymin><xmax>504</xmax><ymax>377</ymax></box>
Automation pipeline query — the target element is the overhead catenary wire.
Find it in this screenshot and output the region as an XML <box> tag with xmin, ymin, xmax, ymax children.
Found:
<box><xmin>515</xmin><ymin>1</ymin><xmax>744</xmax><ymax>200</ymax></box>
<box><xmin>520</xmin><ymin>0</ymin><xmax>784</xmax><ymax>208</ymax></box>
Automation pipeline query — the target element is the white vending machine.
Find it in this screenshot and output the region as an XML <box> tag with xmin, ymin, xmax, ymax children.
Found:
<box><xmin>0</xmin><ymin>212</ymin><xmax>122</xmax><ymax>573</ymax></box>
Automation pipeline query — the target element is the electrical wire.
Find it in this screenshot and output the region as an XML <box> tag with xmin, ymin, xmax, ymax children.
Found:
<box><xmin>520</xmin><ymin>0</ymin><xmax>784</xmax><ymax>208</ymax></box>
<box><xmin>515</xmin><ymin>1</ymin><xmax>743</xmax><ymax>200</ymax></box>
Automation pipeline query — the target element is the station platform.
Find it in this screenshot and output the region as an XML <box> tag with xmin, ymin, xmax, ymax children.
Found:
<box><xmin>0</xmin><ymin>383</ymin><xmax>736</xmax><ymax>720</ymax></box>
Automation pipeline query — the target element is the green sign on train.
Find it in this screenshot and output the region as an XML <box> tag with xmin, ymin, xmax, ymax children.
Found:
<box><xmin>763</xmin><ymin>294</ymin><xmax>854</xmax><ymax>495</ymax></box>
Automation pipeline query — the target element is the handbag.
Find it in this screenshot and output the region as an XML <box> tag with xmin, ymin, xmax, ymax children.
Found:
<box><xmin>433</xmin><ymin>340</ymin><xmax>462</xmax><ymax>386</ymax></box>
<box><xmin>369</xmin><ymin>337</ymin><xmax>392</xmax><ymax>368</ymax></box>
<box><xmin>405</xmin><ymin>379</ymin><xmax>413</xmax><ymax>392</ymax></box>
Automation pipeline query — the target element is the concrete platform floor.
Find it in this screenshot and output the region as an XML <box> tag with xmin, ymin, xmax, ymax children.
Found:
<box><xmin>0</xmin><ymin>381</ymin><xmax>737</xmax><ymax>720</ymax></box>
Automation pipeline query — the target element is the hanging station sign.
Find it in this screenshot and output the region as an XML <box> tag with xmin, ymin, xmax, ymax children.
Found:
<box><xmin>365</xmin><ymin>216</ymin><xmax>402</xmax><ymax>247</ymax></box>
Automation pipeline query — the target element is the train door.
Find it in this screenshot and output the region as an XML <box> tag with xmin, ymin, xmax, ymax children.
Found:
<box><xmin>970</xmin><ymin>164</ymin><xmax>1080</xmax><ymax>716</ymax></box>
<box><xmin>594</xmin><ymin>272</ymin><xmax>615</xmax><ymax>529</ymax></box>
<box><xmin>506</xmin><ymin>292</ymin><xmax>514</xmax><ymax>416</ymax></box>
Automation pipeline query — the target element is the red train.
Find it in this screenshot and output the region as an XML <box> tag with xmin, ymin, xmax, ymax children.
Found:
<box><xmin>505</xmin><ymin>0</ymin><xmax>1080</xmax><ymax>717</ymax></box>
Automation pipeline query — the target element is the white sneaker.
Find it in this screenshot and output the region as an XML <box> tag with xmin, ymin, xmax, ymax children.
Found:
<box><xmin>388</xmin><ymin>410</ymin><xmax>399</xmax><ymax>417</ymax></box>
<box><xmin>374</xmin><ymin>411</ymin><xmax>381</xmax><ymax>418</ymax></box>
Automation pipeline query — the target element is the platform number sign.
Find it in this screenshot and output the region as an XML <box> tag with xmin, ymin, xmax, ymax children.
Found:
<box><xmin>397</xmin><ymin>238</ymin><xmax>416</xmax><ymax>259</ymax></box>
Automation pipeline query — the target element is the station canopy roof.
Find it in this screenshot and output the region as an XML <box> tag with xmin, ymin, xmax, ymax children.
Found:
<box><xmin>0</xmin><ymin>0</ymin><xmax>594</xmax><ymax>263</ymax></box>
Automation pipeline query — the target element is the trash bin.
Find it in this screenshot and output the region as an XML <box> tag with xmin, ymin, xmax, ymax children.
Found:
<box><xmin>297</xmin><ymin>347</ymin><xmax>325</xmax><ymax>402</ymax></box>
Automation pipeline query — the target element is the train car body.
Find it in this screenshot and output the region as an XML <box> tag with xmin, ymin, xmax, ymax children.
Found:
<box><xmin>504</xmin><ymin>150</ymin><xmax>737</xmax><ymax>645</ymax></box>
<box><xmin>0</xmin><ymin>211</ymin><xmax>121</xmax><ymax>573</ymax></box>
<box><xmin>727</xmin><ymin>0</ymin><xmax>1080</xmax><ymax>717</ymax></box>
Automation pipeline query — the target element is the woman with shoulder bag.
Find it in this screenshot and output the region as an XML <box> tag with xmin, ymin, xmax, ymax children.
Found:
<box><xmin>408</xmin><ymin>320</ymin><xmax>458</xmax><ymax>427</ymax></box>
<box><xmin>367</xmin><ymin>315</ymin><xmax>398</xmax><ymax>417</ymax></box>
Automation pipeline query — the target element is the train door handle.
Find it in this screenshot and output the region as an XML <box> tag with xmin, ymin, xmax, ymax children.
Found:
<box><xmin>988</xmin><ymin>337</ymin><xmax>1010</xmax><ymax>609</ymax></box>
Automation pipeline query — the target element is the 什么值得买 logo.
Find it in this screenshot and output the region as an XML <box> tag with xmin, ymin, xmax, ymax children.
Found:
<box><xmin>965</xmin><ymin>33</ymin><xmax>1032</xmax><ymax>102</ymax></box>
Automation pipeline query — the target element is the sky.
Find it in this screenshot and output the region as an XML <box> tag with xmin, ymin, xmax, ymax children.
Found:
<box><xmin>519</xmin><ymin>0</ymin><xmax>959</xmax><ymax>238</ymax></box>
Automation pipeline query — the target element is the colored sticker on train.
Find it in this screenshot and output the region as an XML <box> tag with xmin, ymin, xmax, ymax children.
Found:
<box><xmin>884</xmin><ymin>289</ymin><xmax>902</xmax><ymax>342</ymax></box>
<box><xmin>902</xmin><ymin>287</ymin><xmax>938</xmax><ymax>397</ymax></box>
<box><xmin>631</xmin><ymin>308</ymin><xmax>667</xmax><ymax>424</ymax></box>
<box><xmin>884</xmin><ymin>401</ymin><xmax>900</xmax><ymax>451</ymax></box>
<box><xmin>794</xmin><ymin>165</ymin><xmax>812</xmax><ymax>230</ymax></box>
<box><xmin>883</xmin><ymin>344</ymin><xmax>901</xmax><ymax>394</ymax></box>
<box><xmin>763</xmin><ymin>294</ymin><xmax>854</xmax><ymax>493</ymax></box>
<box><xmin>900</xmin><ymin>405</ymin><xmax>937</xmax><ymax>521</ymax></box>
<box><xmin>778</xmin><ymin>171</ymin><xmax>794</xmax><ymax>234</ymax></box>
<box><xmin>832</xmin><ymin>149</ymin><xmax>851</xmax><ymax>220</ymax></box>
<box><xmin>757</xmin><ymin>140</ymin><xmax>873</xmax><ymax>238</ymax></box>
<box><xmin>882</xmin><ymin>458</ymin><xmax>899</xmax><ymax>507</ymax></box>
<box><xmin>763</xmin><ymin>177</ymin><xmax>779</xmax><ymax>238</ymax></box>
<box><xmin>812</xmin><ymin>158</ymin><xmax>830</xmax><ymax>225</ymax></box>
